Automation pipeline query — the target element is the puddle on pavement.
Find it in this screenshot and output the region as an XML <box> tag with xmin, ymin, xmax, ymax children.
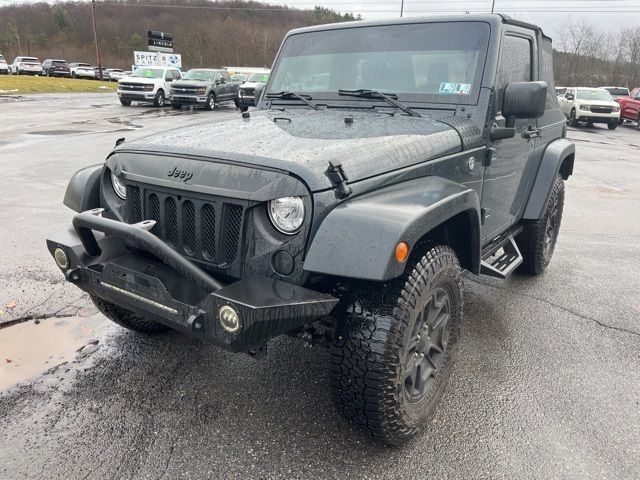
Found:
<box><xmin>0</xmin><ymin>315</ymin><xmax>110</xmax><ymax>391</ymax></box>
<box><xmin>27</xmin><ymin>130</ymin><xmax>88</xmax><ymax>136</ymax></box>
<box><xmin>105</xmin><ymin>118</ymin><xmax>143</xmax><ymax>129</ymax></box>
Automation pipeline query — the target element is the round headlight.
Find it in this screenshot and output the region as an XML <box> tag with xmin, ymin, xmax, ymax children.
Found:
<box><xmin>111</xmin><ymin>171</ymin><xmax>127</xmax><ymax>200</ymax></box>
<box><xmin>268</xmin><ymin>196</ymin><xmax>305</xmax><ymax>234</ymax></box>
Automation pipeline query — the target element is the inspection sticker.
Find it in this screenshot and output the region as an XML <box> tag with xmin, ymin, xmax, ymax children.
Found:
<box><xmin>439</xmin><ymin>82</ymin><xmax>472</xmax><ymax>95</ymax></box>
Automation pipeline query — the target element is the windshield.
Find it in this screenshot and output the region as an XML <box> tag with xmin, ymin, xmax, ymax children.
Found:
<box><xmin>556</xmin><ymin>87</ymin><xmax>567</xmax><ymax>95</ymax></box>
<box><xmin>231</xmin><ymin>74</ymin><xmax>248</xmax><ymax>81</ymax></box>
<box><xmin>576</xmin><ymin>89</ymin><xmax>613</xmax><ymax>101</ymax></box>
<box><xmin>131</xmin><ymin>67</ymin><xmax>164</xmax><ymax>79</ymax></box>
<box><xmin>248</xmin><ymin>72</ymin><xmax>270</xmax><ymax>82</ymax></box>
<box><xmin>603</xmin><ymin>87</ymin><xmax>629</xmax><ymax>97</ymax></box>
<box><xmin>184</xmin><ymin>69</ymin><xmax>217</xmax><ymax>81</ymax></box>
<box><xmin>267</xmin><ymin>22</ymin><xmax>490</xmax><ymax>103</ymax></box>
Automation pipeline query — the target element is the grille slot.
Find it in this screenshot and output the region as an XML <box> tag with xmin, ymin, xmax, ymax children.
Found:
<box><xmin>223</xmin><ymin>204</ymin><xmax>243</xmax><ymax>264</ymax></box>
<box><xmin>128</xmin><ymin>186</ymin><xmax>142</xmax><ymax>223</ymax></box>
<box><xmin>201</xmin><ymin>203</ymin><xmax>216</xmax><ymax>261</ymax></box>
<box><xmin>165</xmin><ymin>197</ymin><xmax>178</xmax><ymax>248</ymax></box>
<box><xmin>147</xmin><ymin>193</ymin><xmax>161</xmax><ymax>236</ymax></box>
<box><xmin>128</xmin><ymin>185</ymin><xmax>246</xmax><ymax>267</ymax></box>
<box><xmin>182</xmin><ymin>200</ymin><xmax>197</xmax><ymax>255</ymax></box>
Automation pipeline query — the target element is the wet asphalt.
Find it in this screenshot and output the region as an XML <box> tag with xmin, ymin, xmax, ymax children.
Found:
<box><xmin>0</xmin><ymin>93</ymin><xmax>639</xmax><ymax>479</ymax></box>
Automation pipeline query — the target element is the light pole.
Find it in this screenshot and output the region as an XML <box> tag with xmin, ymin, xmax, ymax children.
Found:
<box><xmin>91</xmin><ymin>0</ymin><xmax>103</xmax><ymax>80</ymax></box>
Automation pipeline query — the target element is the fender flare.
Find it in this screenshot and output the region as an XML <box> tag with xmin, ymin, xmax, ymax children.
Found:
<box><xmin>523</xmin><ymin>138</ymin><xmax>575</xmax><ymax>220</ymax></box>
<box><xmin>63</xmin><ymin>164</ymin><xmax>103</xmax><ymax>213</ymax></box>
<box><xmin>304</xmin><ymin>177</ymin><xmax>481</xmax><ymax>281</ymax></box>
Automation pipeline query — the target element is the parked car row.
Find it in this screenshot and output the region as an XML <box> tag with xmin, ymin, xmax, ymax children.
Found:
<box><xmin>0</xmin><ymin>54</ymin><xmax>129</xmax><ymax>80</ymax></box>
<box><xmin>116</xmin><ymin>65</ymin><xmax>270</xmax><ymax>110</ymax></box>
<box><xmin>556</xmin><ymin>85</ymin><xmax>640</xmax><ymax>130</ymax></box>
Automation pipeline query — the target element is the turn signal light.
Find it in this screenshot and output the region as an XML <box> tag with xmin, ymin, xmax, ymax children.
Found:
<box><xmin>395</xmin><ymin>242</ymin><xmax>410</xmax><ymax>263</ymax></box>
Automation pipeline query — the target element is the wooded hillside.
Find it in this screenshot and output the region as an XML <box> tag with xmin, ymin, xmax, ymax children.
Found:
<box><xmin>1</xmin><ymin>2</ymin><xmax>639</xmax><ymax>88</ymax></box>
<box><xmin>0</xmin><ymin>0</ymin><xmax>359</xmax><ymax>69</ymax></box>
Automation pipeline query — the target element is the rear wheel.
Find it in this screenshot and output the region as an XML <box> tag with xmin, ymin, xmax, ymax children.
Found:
<box><xmin>91</xmin><ymin>295</ymin><xmax>170</xmax><ymax>334</ymax></box>
<box><xmin>569</xmin><ymin>109</ymin><xmax>579</xmax><ymax>127</ymax></box>
<box><xmin>516</xmin><ymin>174</ymin><xmax>565</xmax><ymax>275</ymax></box>
<box><xmin>330</xmin><ymin>245</ymin><xmax>462</xmax><ymax>445</ymax></box>
<box><xmin>608</xmin><ymin>120</ymin><xmax>618</xmax><ymax>130</ymax></box>
<box><xmin>153</xmin><ymin>89</ymin><xmax>165</xmax><ymax>107</ymax></box>
<box><xmin>172</xmin><ymin>103</ymin><xmax>182</xmax><ymax>110</ymax></box>
<box><xmin>120</xmin><ymin>98</ymin><xmax>132</xmax><ymax>106</ymax></box>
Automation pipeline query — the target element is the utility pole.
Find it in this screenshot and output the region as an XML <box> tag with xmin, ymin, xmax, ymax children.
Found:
<box><xmin>400</xmin><ymin>0</ymin><xmax>404</xmax><ymax>17</ymax></box>
<box><xmin>91</xmin><ymin>0</ymin><xmax>103</xmax><ymax>80</ymax></box>
<box><xmin>491</xmin><ymin>0</ymin><xmax>496</xmax><ymax>13</ymax></box>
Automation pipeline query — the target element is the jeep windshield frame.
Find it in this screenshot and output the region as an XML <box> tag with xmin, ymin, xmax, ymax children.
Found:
<box><xmin>265</xmin><ymin>21</ymin><xmax>491</xmax><ymax>108</ymax></box>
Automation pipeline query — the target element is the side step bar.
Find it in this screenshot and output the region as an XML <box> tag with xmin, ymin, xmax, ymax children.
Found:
<box><xmin>480</xmin><ymin>235</ymin><xmax>523</xmax><ymax>279</ymax></box>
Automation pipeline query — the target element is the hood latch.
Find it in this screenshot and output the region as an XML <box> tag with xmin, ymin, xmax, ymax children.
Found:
<box><xmin>325</xmin><ymin>161</ymin><xmax>352</xmax><ymax>199</ymax></box>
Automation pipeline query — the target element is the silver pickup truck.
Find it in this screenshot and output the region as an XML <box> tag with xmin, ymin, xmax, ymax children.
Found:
<box><xmin>169</xmin><ymin>69</ymin><xmax>239</xmax><ymax>110</ymax></box>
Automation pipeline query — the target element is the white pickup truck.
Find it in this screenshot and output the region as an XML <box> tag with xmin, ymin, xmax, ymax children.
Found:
<box><xmin>117</xmin><ymin>66</ymin><xmax>182</xmax><ymax>107</ymax></box>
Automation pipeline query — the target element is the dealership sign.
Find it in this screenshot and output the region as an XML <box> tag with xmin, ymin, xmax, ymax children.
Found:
<box><xmin>134</xmin><ymin>51</ymin><xmax>182</xmax><ymax>69</ymax></box>
<box><xmin>148</xmin><ymin>30</ymin><xmax>174</xmax><ymax>53</ymax></box>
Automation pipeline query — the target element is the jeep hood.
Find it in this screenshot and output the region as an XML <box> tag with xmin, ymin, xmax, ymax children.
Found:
<box><xmin>115</xmin><ymin>109</ymin><xmax>464</xmax><ymax>192</ymax></box>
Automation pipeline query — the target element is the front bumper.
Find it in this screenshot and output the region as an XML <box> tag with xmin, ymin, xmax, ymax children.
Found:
<box><xmin>118</xmin><ymin>91</ymin><xmax>156</xmax><ymax>101</ymax></box>
<box><xmin>46</xmin><ymin>210</ymin><xmax>337</xmax><ymax>352</ymax></box>
<box><xmin>576</xmin><ymin>109</ymin><xmax>620</xmax><ymax>122</ymax></box>
<box><xmin>170</xmin><ymin>94</ymin><xmax>207</xmax><ymax>104</ymax></box>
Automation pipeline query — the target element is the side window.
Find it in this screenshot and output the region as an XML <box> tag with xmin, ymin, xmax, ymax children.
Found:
<box><xmin>633</xmin><ymin>89</ymin><xmax>640</xmax><ymax>99</ymax></box>
<box><xmin>496</xmin><ymin>34</ymin><xmax>532</xmax><ymax>113</ymax></box>
<box><xmin>222</xmin><ymin>71</ymin><xmax>231</xmax><ymax>82</ymax></box>
<box><xmin>165</xmin><ymin>71</ymin><xmax>173</xmax><ymax>81</ymax></box>
<box><xmin>172</xmin><ymin>70</ymin><xmax>181</xmax><ymax>80</ymax></box>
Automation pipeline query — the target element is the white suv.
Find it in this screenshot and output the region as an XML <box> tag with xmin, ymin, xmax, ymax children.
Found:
<box><xmin>117</xmin><ymin>66</ymin><xmax>182</xmax><ymax>107</ymax></box>
<box><xmin>9</xmin><ymin>56</ymin><xmax>42</xmax><ymax>75</ymax></box>
<box><xmin>560</xmin><ymin>87</ymin><xmax>621</xmax><ymax>130</ymax></box>
<box><xmin>0</xmin><ymin>54</ymin><xmax>8</xmax><ymax>74</ymax></box>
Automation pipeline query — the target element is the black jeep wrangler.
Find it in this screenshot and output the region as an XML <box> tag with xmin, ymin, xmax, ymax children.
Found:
<box><xmin>47</xmin><ymin>15</ymin><xmax>574</xmax><ymax>445</ymax></box>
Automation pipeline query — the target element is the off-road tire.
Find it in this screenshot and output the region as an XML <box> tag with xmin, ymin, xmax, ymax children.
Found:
<box><xmin>240</xmin><ymin>105</ymin><xmax>249</xmax><ymax>112</ymax></box>
<box><xmin>120</xmin><ymin>98</ymin><xmax>132</xmax><ymax>106</ymax></box>
<box><xmin>569</xmin><ymin>109</ymin><xmax>579</xmax><ymax>127</ymax></box>
<box><xmin>330</xmin><ymin>245</ymin><xmax>463</xmax><ymax>445</ymax></box>
<box><xmin>90</xmin><ymin>295</ymin><xmax>170</xmax><ymax>334</ymax></box>
<box><xmin>607</xmin><ymin>120</ymin><xmax>618</xmax><ymax>130</ymax></box>
<box><xmin>153</xmin><ymin>89</ymin><xmax>165</xmax><ymax>107</ymax></box>
<box><xmin>516</xmin><ymin>174</ymin><xmax>565</xmax><ymax>275</ymax></box>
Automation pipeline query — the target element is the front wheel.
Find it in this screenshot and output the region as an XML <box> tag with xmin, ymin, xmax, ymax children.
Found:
<box><xmin>120</xmin><ymin>98</ymin><xmax>132</xmax><ymax>106</ymax></box>
<box><xmin>569</xmin><ymin>109</ymin><xmax>579</xmax><ymax>127</ymax></box>
<box><xmin>171</xmin><ymin>103</ymin><xmax>182</xmax><ymax>110</ymax></box>
<box><xmin>330</xmin><ymin>245</ymin><xmax>462</xmax><ymax>445</ymax></box>
<box><xmin>91</xmin><ymin>295</ymin><xmax>170</xmax><ymax>334</ymax></box>
<box><xmin>153</xmin><ymin>89</ymin><xmax>165</xmax><ymax>107</ymax></box>
<box><xmin>516</xmin><ymin>174</ymin><xmax>565</xmax><ymax>275</ymax></box>
<box><xmin>205</xmin><ymin>92</ymin><xmax>216</xmax><ymax>111</ymax></box>
<box><xmin>608</xmin><ymin>120</ymin><xmax>618</xmax><ymax>130</ymax></box>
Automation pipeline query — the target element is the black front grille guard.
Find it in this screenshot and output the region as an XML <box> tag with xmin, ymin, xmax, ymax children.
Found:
<box><xmin>73</xmin><ymin>209</ymin><xmax>224</xmax><ymax>292</ymax></box>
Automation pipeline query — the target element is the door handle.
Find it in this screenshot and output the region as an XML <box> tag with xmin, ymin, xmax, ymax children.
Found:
<box><xmin>523</xmin><ymin>127</ymin><xmax>541</xmax><ymax>139</ymax></box>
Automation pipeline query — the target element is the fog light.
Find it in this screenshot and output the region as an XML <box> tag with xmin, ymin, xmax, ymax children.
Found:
<box><xmin>54</xmin><ymin>247</ymin><xmax>68</xmax><ymax>270</ymax></box>
<box><xmin>219</xmin><ymin>305</ymin><xmax>240</xmax><ymax>333</ymax></box>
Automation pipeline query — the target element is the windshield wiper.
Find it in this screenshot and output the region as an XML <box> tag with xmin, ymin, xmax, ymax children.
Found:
<box><xmin>337</xmin><ymin>89</ymin><xmax>420</xmax><ymax>117</ymax></box>
<box><xmin>266</xmin><ymin>91</ymin><xmax>318</xmax><ymax>110</ymax></box>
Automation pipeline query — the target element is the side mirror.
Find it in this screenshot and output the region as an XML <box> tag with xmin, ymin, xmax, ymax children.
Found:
<box><xmin>502</xmin><ymin>81</ymin><xmax>547</xmax><ymax>127</ymax></box>
<box><xmin>566</xmin><ymin>94</ymin><xmax>574</xmax><ymax>101</ymax></box>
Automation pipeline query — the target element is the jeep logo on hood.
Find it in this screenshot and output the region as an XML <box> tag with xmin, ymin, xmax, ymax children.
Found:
<box><xmin>167</xmin><ymin>167</ymin><xmax>193</xmax><ymax>182</ymax></box>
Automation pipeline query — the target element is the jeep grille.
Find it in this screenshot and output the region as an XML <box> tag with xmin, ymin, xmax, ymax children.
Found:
<box><xmin>126</xmin><ymin>184</ymin><xmax>245</xmax><ymax>268</ymax></box>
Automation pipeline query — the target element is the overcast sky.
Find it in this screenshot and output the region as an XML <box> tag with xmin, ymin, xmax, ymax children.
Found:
<box><xmin>2</xmin><ymin>0</ymin><xmax>639</xmax><ymax>36</ymax></box>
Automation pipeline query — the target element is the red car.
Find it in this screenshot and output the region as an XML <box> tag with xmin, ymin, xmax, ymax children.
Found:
<box><xmin>617</xmin><ymin>88</ymin><xmax>640</xmax><ymax>129</ymax></box>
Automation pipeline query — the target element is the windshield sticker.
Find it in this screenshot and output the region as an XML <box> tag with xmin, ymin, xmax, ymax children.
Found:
<box><xmin>439</xmin><ymin>82</ymin><xmax>471</xmax><ymax>95</ymax></box>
